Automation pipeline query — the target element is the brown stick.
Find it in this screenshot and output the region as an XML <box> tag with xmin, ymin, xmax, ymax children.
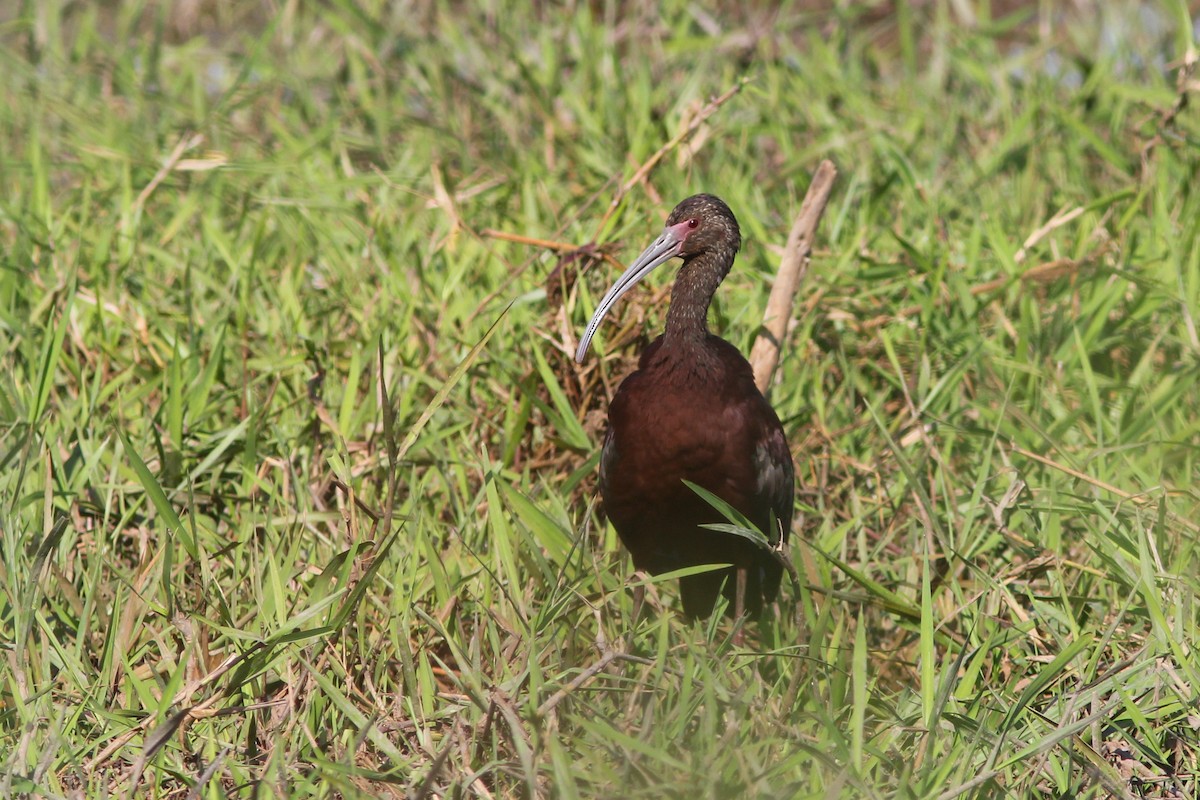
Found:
<box><xmin>535</xmin><ymin>649</ymin><xmax>653</xmax><ymax>718</ymax></box>
<box><xmin>750</xmin><ymin>160</ymin><xmax>838</xmax><ymax>393</ymax></box>
<box><xmin>856</xmin><ymin>253</ymin><xmax>1096</xmax><ymax>332</ymax></box>
<box><xmin>480</xmin><ymin>229</ymin><xmax>581</xmax><ymax>252</ymax></box>
<box><xmin>121</xmin><ymin>132</ymin><xmax>205</xmax><ymax>233</ymax></box>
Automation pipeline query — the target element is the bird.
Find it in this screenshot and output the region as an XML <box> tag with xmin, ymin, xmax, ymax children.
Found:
<box><xmin>575</xmin><ymin>194</ymin><xmax>794</xmax><ymax>620</ymax></box>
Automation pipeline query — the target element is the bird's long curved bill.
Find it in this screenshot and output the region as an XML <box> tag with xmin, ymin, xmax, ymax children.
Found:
<box><xmin>575</xmin><ymin>225</ymin><xmax>687</xmax><ymax>363</ymax></box>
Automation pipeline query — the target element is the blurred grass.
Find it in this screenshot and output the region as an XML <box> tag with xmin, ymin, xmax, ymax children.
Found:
<box><xmin>2</xmin><ymin>0</ymin><xmax>1199</xmax><ymax>797</ymax></box>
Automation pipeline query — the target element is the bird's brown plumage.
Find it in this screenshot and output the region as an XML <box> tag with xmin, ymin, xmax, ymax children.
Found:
<box><xmin>578</xmin><ymin>194</ymin><xmax>794</xmax><ymax>618</ymax></box>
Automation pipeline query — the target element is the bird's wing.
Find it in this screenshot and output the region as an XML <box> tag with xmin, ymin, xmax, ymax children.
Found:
<box><xmin>751</xmin><ymin>410</ymin><xmax>794</xmax><ymax>546</ymax></box>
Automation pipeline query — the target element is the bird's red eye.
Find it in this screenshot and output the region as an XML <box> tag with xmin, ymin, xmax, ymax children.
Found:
<box><xmin>687</xmin><ymin>218</ymin><xmax>699</xmax><ymax>228</ymax></box>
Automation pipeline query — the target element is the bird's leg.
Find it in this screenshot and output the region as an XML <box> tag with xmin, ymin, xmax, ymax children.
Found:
<box><xmin>733</xmin><ymin>566</ymin><xmax>747</xmax><ymax>645</ymax></box>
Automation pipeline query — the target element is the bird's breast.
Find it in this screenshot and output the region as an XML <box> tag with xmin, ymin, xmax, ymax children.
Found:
<box><xmin>599</xmin><ymin>358</ymin><xmax>758</xmax><ymax>509</ymax></box>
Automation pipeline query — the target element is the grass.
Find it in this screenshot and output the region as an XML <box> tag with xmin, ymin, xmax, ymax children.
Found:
<box><xmin>2</xmin><ymin>0</ymin><xmax>1199</xmax><ymax>797</ymax></box>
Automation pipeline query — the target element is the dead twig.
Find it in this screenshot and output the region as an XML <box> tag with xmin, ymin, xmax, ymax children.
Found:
<box><xmin>480</xmin><ymin>229</ymin><xmax>627</xmax><ymax>275</ymax></box>
<box><xmin>122</xmin><ymin>132</ymin><xmax>205</xmax><ymax>232</ymax></box>
<box><xmin>1011</xmin><ymin>445</ymin><xmax>1199</xmax><ymax>536</ymax></box>
<box><xmin>1014</xmin><ymin>206</ymin><xmax>1085</xmax><ymax>264</ymax></box>
<box><xmin>856</xmin><ymin>248</ymin><xmax>1112</xmax><ymax>332</ymax></box>
<box><xmin>480</xmin><ymin>229</ymin><xmax>581</xmax><ymax>252</ymax></box>
<box><xmin>750</xmin><ymin>160</ymin><xmax>838</xmax><ymax>393</ymax></box>
<box><xmin>1139</xmin><ymin>45</ymin><xmax>1198</xmax><ymax>175</ymax></box>
<box><xmin>536</xmin><ymin>648</ymin><xmax>652</xmax><ymax>718</ymax></box>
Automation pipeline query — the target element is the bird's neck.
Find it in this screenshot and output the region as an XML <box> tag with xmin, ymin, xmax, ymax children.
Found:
<box><xmin>663</xmin><ymin>254</ymin><xmax>726</xmax><ymax>347</ymax></box>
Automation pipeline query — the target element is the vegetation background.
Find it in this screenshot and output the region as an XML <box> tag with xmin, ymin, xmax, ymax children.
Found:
<box><xmin>2</xmin><ymin>0</ymin><xmax>1199</xmax><ymax>797</ymax></box>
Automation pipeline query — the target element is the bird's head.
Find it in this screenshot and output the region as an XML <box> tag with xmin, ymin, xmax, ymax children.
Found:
<box><xmin>664</xmin><ymin>194</ymin><xmax>741</xmax><ymax>267</ymax></box>
<box><xmin>575</xmin><ymin>194</ymin><xmax>742</xmax><ymax>363</ymax></box>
